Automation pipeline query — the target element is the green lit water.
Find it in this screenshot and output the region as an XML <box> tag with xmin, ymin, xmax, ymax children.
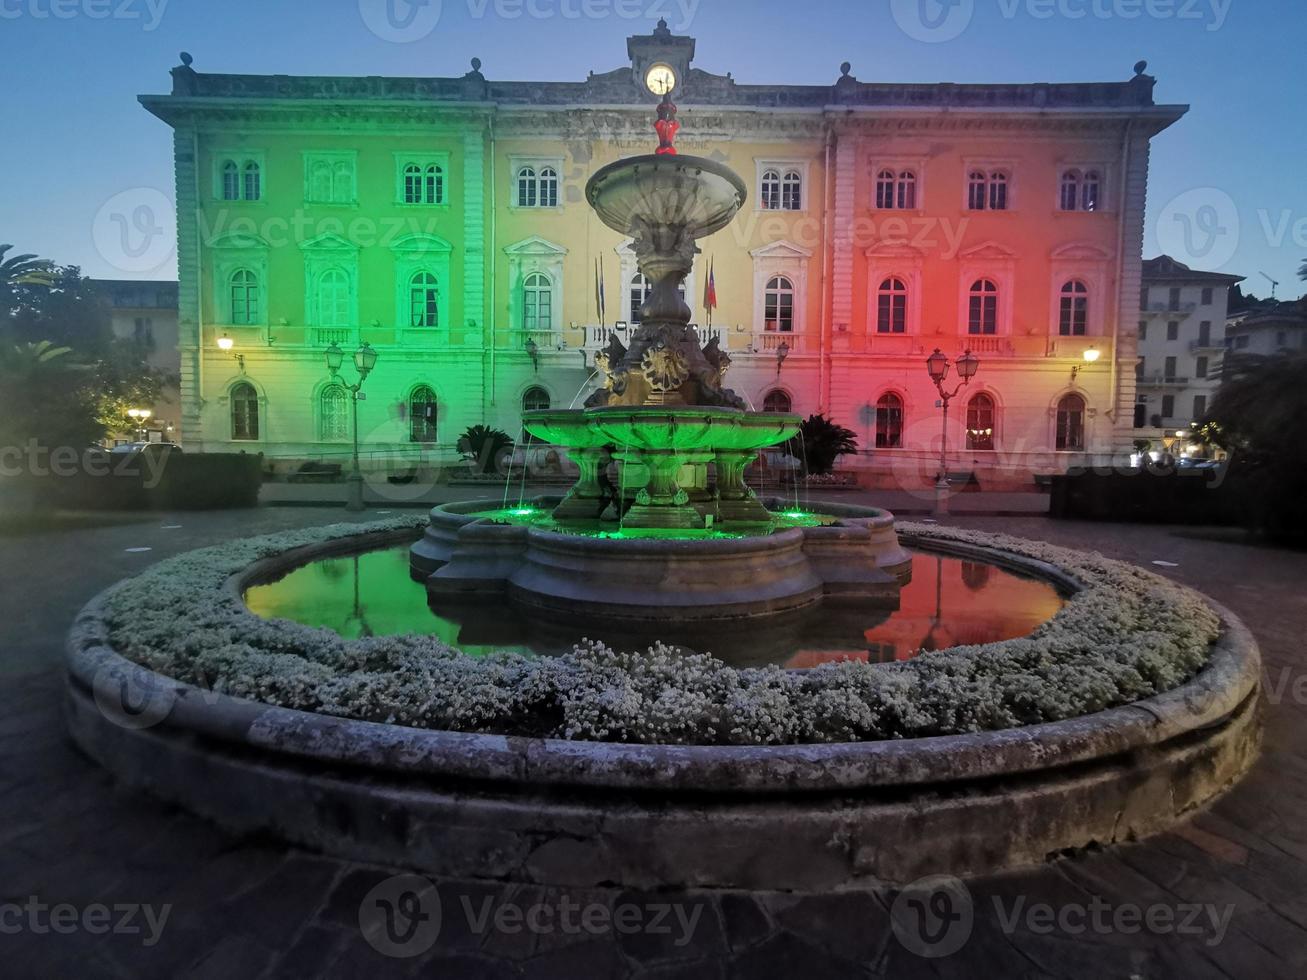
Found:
<box><xmin>245</xmin><ymin>542</ymin><xmax>1064</xmax><ymax>669</ymax></box>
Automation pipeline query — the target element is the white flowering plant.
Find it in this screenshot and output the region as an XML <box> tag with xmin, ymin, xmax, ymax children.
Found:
<box><xmin>96</xmin><ymin>517</ymin><xmax>1222</xmax><ymax>746</ymax></box>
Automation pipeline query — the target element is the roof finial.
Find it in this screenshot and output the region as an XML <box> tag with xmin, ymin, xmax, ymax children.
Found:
<box><xmin>1134</xmin><ymin>60</ymin><xmax>1148</xmax><ymax>76</ymax></box>
<box><xmin>840</xmin><ymin>61</ymin><xmax>851</xmax><ymax>77</ymax></box>
<box><xmin>179</xmin><ymin>51</ymin><xmax>193</xmax><ymax>67</ymax></box>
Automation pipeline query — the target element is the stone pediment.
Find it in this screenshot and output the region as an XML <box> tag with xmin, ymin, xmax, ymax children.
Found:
<box><xmin>298</xmin><ymin>232</ymin><xmax>357</xmax><ymax>252</ymax></box>
<box><xmin>864</xmin><ymin>240</ymin><xmax>925</xmax><ymax>260</ymax></box>
<box><xmin>389</xmin><ymin>233</ymin><xmax>452</xmax><ymax>255</ymax></box>
<box><xmin>750</xmin><ymin>240</ymin><xmax>813</xmax><ymax>260</ymax></box>
<box><xmin>207</xmin><ymin>231</ymin><xmax>270</xmax><ymax>250</ymax></box>
<box><xmin>958</xmin><ymin>241</ymin><xmax>1017</xmax><ymax>262</ymax></box>
<box><xmin>504</xmin><ymin>236</ymin><xmax>568</xmax><ymax>256</ymax></box>
<box><xmin>1052</xmin><ymin>242</ymin><xmax>1113</xmax><ymax>262</ymax></box>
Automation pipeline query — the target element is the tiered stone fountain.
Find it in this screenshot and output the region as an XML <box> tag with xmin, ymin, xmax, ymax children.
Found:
<box><xmin>411</xmin><ymin>94</ymin><xmax>912</xmax><ymax>620</ymax></box>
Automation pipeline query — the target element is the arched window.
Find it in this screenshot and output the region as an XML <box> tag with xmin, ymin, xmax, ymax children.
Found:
<box><xmin>968</xmin><ymin>279</ymin><xmax>998</xmax><ymax>335</ymax></box>
<box><xmin>762</xmin><ymin>389</ymin><xmax>792</xmax><ymax>413</ymax></box>
<box><xmin>539</xmin><ymin>167</ymin><xmax>559</xmax><ymax>208</ymax></box>
<box><xmin>782</xmin><ymin>170</ymin><xmax>802</xmax><ymax>211</ymax></box>
<box><xmin>310</xmin><ymin>160</ymin><xmax>333</xmax><ymax>203</ymax></box>
<box><xmin>1056</xmin><ymin>393</ymin><xmax>1086</xmax><ymax>451</ymax></box>
<box><xmin>1060</xmin><ymin>169</ymin><xmax>1099</xmax><ymax>212</ymax></box>
<box><xmin>764</xmin><ymin>275</ymin><xmax>795</xmax><ymax>332</ymax></box>
<box><xmin>229</xmin><ymin>268</ymin><xmax>259</xmax><ymax>325</ymax></box>
<box><xmin>967</xmin><ymin>170</ymin><xmax>988</xmax><ymax>211</ymax></box>
<box><xmin>875</xmin><ymin>392</ymin><xmax>904</xmax><ymax>449</ymax></box>
<box><xmin>409</xmin><ymin>272</ymin><xmax>438</xmax><ymax>328</ymax></box>
<box><xmin>875</xmin><ymin>169</ymin><xmax>917</xmax><ymax>209</ymax></box>
<box><xmin>760</xmin><ymin>169</ymin><xmax>781</xmax><ymax>210</ymax></box>
<box><xmin>404</xmin><ymin>163</ymin><xmax>444</xmax><ymax>204</ymax></box>
<box><xmin>318</xmin><ymin>268</ymin><xmax>350</xmax><ymax>327</ymax></box>
<box><xmin>630</xmin><ymin>272</ymin><xmax>650</xmax><ymax>323</ymax></box>
<box><xmin>242</xmin><ymin>161</ymin><xmax>260</xmax><ymax>201</ymax></box>
<box><xmin>988</xmin><ymin>170</ymin><xmax>1008</xmax><ymax>210</ymax></box>
<box><xmin>628</xmin><ymin>272</ymin><xmax>684</xmax><ymax>323</ymax></box>
<box><xmin>221</xmin><ymin>161</ymin><xmax>240</xmax><ymax>201</ymax></box>
<box><xmin>516</xmin><ymin>166</ymin><xmax>536</xmax><ymax>207</ymax></box>
<box><xmin>230</xmin><ymin>382</ymin><xmax>259</xmax><ymax>441</ymax></box>
<box><xmin>522</xmin><ymin>386</ymin><xmax>551</xmax><ymax>413</ymax></box>
<box><xmin>332</xmin><ymin>159</ymin><xmax>352</xmax><ymax>200</ymax></box>
<box><xmin>966</xmin><ymin>393</ymin><xmax>995</xmax><ymax>450</ymax></box>
<box><xmin>522</xmin><ymin>272</ymin><xmax>552</xmax><ymax>332</ymax></box>
<box><xmin>1059</xmin><ymin>280</ymin><xmax>1089</xmax><ymax>336</ymax></box>
<box><xmin>876</xmin><ymin>277</ymin><xmax>908</xmax><ymax>334</ymax></box>
<box><xmin>1060</xmin><ymin>170</ymin><xmax>1080</xmax><ymax>212</ymax></box>
<box><xmin>409</xmin><ymin>385</ymin><xmax>437</xmax><ymax>443</ymax></box>
<box><xmin>1080</xmin><ymin>170</ymin><xmax>1100</xmax><ymax>211</ymax></box>
<box><xmin>318</xmin><ymin>385</ymin><xmax>350</xmax><ymax>442</ymax></box>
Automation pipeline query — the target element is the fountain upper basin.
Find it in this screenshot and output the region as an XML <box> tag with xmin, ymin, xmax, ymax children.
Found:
<box><xmin>585</xmin><ymin>154</ymin><xmax>748</xmax><ymax>239</ymax></box>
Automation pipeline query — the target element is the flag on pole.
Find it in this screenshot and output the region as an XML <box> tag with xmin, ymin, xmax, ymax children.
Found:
<box><xmin>594</xmin><ymin>257</ymin><xmax>602</xmax><ymax>325</ymax></box>
<box><xmin>703</xmin><ymin>257</ymin><xmax>718</xmax><ymax>327</ymax></box>
<box><xmin>598</xmin><ymin>255</ymin><xmax>606</xmax><ymax>326</ymax></box>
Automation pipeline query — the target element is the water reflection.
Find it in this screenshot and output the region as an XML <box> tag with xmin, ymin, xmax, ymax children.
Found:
<box><xmin>244</xmin><ymin>545</ymin><xmax>1064</xmax><ymax>669</ymax></box>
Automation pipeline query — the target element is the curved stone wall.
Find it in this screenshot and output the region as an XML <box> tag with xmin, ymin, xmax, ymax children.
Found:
<box><xmin>65</xmin><ymin>531</ymin><xmax>1261</xmax><ymax>889</ymax></box>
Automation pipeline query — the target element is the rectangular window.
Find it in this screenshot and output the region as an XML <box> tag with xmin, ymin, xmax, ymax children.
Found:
<box><xmin>1136</xmin><ymin>357</ymin><xmax>1145</xmax><ymax>380</ymax></box>
<box><xmin>1134</xmin><ymin>402</ymin><xmax>1147</xmax><ymax>428</ymax></box>
<box><xmin>1166</xmin><ymin>321</ymin><xmax>1179</xmax><ymax>341</ymax></box>
<box><xmin>1164</xmin><ymin>355</ymin><xmax>1177</xmax><ymax>380</ymax></box>
<box><xmin>1196</xmin><ymin>356</ymin><xmax>1208</xmax><ymax>379</ymax></box>
<box><xmin>1193</xmin><ymin>394</ymin><xmax>1207</xmax><ymax>418</ymax></box>
<box><xmin>1168</xmin><ymin>287</ymin><xmax>1181</xmax><ymax>311</ymax></box>
<box><xmin>1138</xmin><ymin>321</ymin><xmax>1147</xmax><ymax>341</ymax></box>
<box><xmin>1161</xmin><ymin>394</ymin><xmax>1175</xmax><ymax>418</ymax></box>
<box><xmin>1140</xmin><ymin>286</ymin><xmax>1150</xmax><ymax>310</ymax></box>
<box><xmin>1201</xmin><ymin>287</ymin><xmax>1213</xmax><ymax>305</ymax></box>
<box><xmin>1198</xmin><ymin>321</ymin><xmax>1211</xmax><ymax>346</ymax></box>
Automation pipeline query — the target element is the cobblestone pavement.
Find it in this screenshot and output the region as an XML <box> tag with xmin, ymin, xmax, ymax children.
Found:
<box><xmin>2</xmin><ymin>505</ymin><xmax>1306</xmax><ymax>978</ymax></box>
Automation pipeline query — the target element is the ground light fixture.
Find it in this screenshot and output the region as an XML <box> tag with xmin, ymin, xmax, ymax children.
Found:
<box><xmin>925</xmin><ymin>347</ymin><xmax>981</xmax><ymax>517</ymax></box>
<box><xmin>324</xmin><ymin>342</ymin><xmax>379</xmax><ymax>512</ymax></box>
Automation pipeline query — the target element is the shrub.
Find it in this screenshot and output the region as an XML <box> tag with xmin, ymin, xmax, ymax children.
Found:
<box><xmin>458</xmin><ymin>424</ymin><xmax>514</xmax><ymax>474</ymax></box>
<box><xmin>786</xmin><ymin>414</ymin><xmax>858</xmax><ymax>476</ymax></box>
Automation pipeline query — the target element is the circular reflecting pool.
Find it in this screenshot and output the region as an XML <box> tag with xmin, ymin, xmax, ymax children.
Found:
<box><xmin>245</xmin><ymin>544</ymin><xmax>1065</xmax><ymax>669</ymax></box>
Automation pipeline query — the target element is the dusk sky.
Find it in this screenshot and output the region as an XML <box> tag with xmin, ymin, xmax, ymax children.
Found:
<box><xmin>2</xmin><ymin>0</ymin><xmax>1303</xmax><ymax>297</ymax></box>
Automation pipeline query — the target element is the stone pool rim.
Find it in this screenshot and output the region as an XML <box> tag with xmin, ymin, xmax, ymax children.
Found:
<box><xmin>63</xmin><ymin>523</ymin><xmax>1262</xmax><ymax>886</ymax></box>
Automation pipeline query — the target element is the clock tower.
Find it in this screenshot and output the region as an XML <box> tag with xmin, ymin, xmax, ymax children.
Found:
<box><xmin>627</xmin><ymin>19</ymin><xmax>694</xmax><ymax>100</ymax></box>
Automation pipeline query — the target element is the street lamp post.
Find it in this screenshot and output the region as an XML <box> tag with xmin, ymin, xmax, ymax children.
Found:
<box><xmin>925</xmin><ymin>348</ymin><xmax>980</xmax><ymax>517</ymax></box>
<box><xmin>127</xmin><ymin>408</ymin><xmax>152</xmax><ymax>442</ymax></box>
<box><xmin>325</xmin><ymin>341</ymin><xmax>379</xmax><ymax>512</ymax></box>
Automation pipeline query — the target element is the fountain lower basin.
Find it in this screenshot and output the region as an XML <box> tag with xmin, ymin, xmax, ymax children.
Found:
<box><xmin>411</xmin><ymin>498</ymin><xmax>912</xmax><ymax>623</ymax></box>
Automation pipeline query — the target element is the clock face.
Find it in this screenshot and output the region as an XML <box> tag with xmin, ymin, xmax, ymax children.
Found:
<box><xmin>645</xmin><ymin>64</ymin><xmax>676</xmax><ymax>96</ymax></box>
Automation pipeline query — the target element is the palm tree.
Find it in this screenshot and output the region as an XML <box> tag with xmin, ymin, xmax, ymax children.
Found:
<box><xmin>0</xmin><ymin>244</ymin><xmax>55</xmax><ymax>291</ymax></box>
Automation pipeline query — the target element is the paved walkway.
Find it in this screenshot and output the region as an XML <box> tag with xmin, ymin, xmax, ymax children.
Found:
<box><xmin>2</xmin><ymin>506</ymin><xmax>1304</xmax><ymax>978</ymax></box>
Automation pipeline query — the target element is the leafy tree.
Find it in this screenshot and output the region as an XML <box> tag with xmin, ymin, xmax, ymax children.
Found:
<box><xmin>1204</xmin><ymin>351</ymin><xmax>1307</xmax><ymax>546</ymax></box>
<box><xmin>786</xmin><ymin>414</ymin><xmax>858</xmax><ymax>476</ymax></box>
<box><xmin>0</xmin><ymin>341</ymin><xmax>100</xmax><ymax>451</ymax></box>
<box><xmin>1</xmin><ymin>259</ymin><xmax>173</xmax><ymax>444</ymax></box>
<box><xmin>458</xmin><ymin>424</ymin><xmax>514</xmax><ymax>474</ymax></box>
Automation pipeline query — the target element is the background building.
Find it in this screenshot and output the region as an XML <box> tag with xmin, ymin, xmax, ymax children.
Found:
<box><xmin>1225</xmin><ymin>300</ymin><xmax>1307</xmax><ymax>357</ymax></box>
<box><xmin>141</xmin><ymin>23</ymin><xmax>1186</xmax><ymax>486</ymax></box>
<box><xmin>1134</xmin><ymin>255</ymin><xmax>1242</xmax><ymax>444</ymax></box>
<box><xmin>93</xmin><ymin>278</ymin><xmax>182</xmax><ymax>443</ymax></box>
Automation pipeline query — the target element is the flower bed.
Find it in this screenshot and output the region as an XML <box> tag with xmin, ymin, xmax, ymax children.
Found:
<box><xmin>98</xmin><ymin>517</ymin><xmax>1221</xmax><ymax>746</ymax></box>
